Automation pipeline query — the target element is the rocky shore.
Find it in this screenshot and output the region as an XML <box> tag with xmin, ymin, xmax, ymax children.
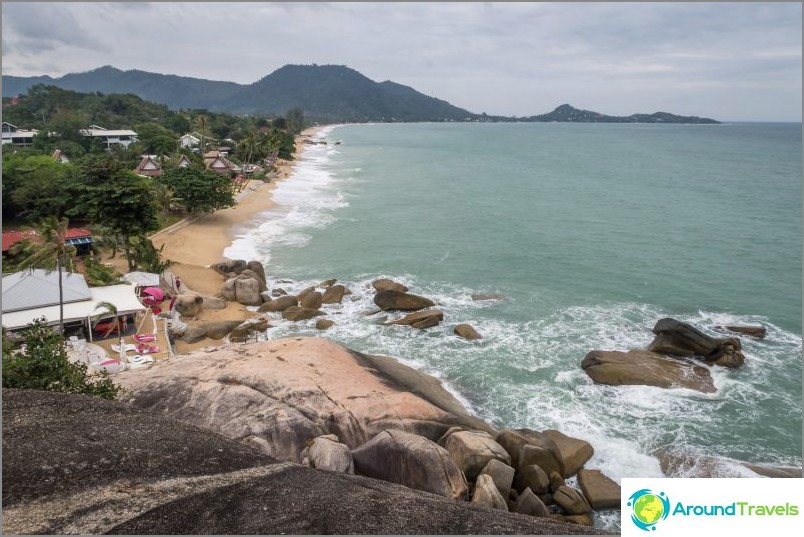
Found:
<box><xmin>2</xmin><ymin>389</ymin><xmax>610</xmax><ymax>535</ymax></box>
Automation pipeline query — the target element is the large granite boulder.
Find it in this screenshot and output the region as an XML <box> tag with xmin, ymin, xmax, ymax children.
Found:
<box><xmin>577</xmin><ymin>469</ymin><xmax>620</xmax><ymax>509</ymax></box>
<box><xmin>258</xmin><ymin>295</ymin><xmax>298</xmax><ymax>312</ymax></box>
<box><xmin>455</xmin><ymin>323</ymin><xmax>482</xmax><ymax>340</ymax></box>
<box><xmin>316</xmin><ymin>319</ymin><xmax>335</xmax><ymax>330</ymax></box>
<box><xmin>374</xmin><ymin>290</ymin><xmax>435</xmax><ymax>312</ymax></box>
<box><xmin>221</xmin><ymin>275</ymin><xmax>263</xmax><ymax>306</ymax></box>
<box><xmin>177</xmin><ymin>326</ymin><xmax>208</xmax><ymax>343</ymax></box>
<box><xmin>198</xmin><ymin>294</ymin><xmax>227</xmax><ymax>310</ymax></box>
<box><xmin>322</xmin><ymin>285</ymin><xmax>347</xmax><ymax>304</ymax></box>
<box><xmin>513</xmin><ymin>464</ymin><xmax>550</xmax><ymax>494</ymax></box>
<box><xmin>1</xmin><ymin>390</ymin><xmax>608</xmax><ymax>535</ymax></box>
<box><xmin>306</xmin><ymin>434</ymin><xmax>354</xmax><ymax>474</ymax></box>
<box><xmin>282</xmin><ymin>306</ymin><xmax>325</xmax><ymax>321</ymax></box>
<box><xmin>175</xmin><ymin>294</ymin><xmax>203</xmax><ymax>317</ymax></box>
<box><xmin>542</xmin><ymin>430</ymin><xmax>594</xmax><ymax>477</ymax></box>
<box><xmin>387</xmin><ymin>309</ymin><xmax>444</xmax><ymax>329</ymax></box>
<box><xmin>479</xmin><ymin>459</ymin><xmax>515</xmax><ymax>499</ymax></box>
<box><xmin>116</xmin><ymin>338</ymin><xmax>493</xmax><ymax>463</ymax></box>
<box><xmin>442</xmin><ymin>430</ymin><xmax>511</xmax><ymax>482</ymax></box>
<box><xmin>717</xmin><ymin>324</ymin><xmax>766</xmax><ymax>339</ymax></box>
<box><xmin>648</xmin><ymin>318</ymin><xmax>745</xmax><ymax>368</ymax></box>
<box><xmin>554</xmin><ymin>485</ymin><xmax>591</xmax><ymax>515</ymax></box>
<box><xmin>240</xmin><ymin>269</ymin><xmax>267</xmax><ymax>292</ymax></box>
<box><xmin>352</xmin><ymin>430</ymin><xmax>468</xmax><ymax>500</ymax></box>
<box><xmin>202</xmin><ymin>320</ymin><xmax>245</xmax><ymax>340</ymax></box>
<box><xmin>246</xmin><ymin>260</ymin><xmax>267</xmax><ymax>286</ymax></box>
<box><xmin>513</xmin><ymin>487</ymin><xmax>551</xmax><ymax>518</ymax></box>
<box><xmin>495</xmin><ymin>429</ymin><xmax>565</xmax><ymax>477</ymax></box>
<box><xmin>210</xmin><ymin>259</ymin><xmax>247</xmax><ymax>277</ymax></box>
<box><xmin>581</xmin><ymin>350</ymin><xmax>716</xmax><ymax>393</ymax></box>
<box><xmin>372</xmin><ymin>278</ymin><xmax>409</xmax><ymax>293</ymax></box>
<box><xmin>300</xmin><ymin>291</ymin><xmax>323</xmax><ymax>310</ymax></box>
<box><xmin>471</xmin><ymin>474</ymin><xmax>508</xmax><ymax>511</ymax></box>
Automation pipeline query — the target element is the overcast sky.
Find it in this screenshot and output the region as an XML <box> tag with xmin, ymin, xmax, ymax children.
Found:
<box><xmin>2</xmin><ymin>2</ymin><xmax>801</xmax><ymax>121</ymax></box>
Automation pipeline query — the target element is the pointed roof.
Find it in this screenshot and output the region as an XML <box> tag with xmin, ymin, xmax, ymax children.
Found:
<box><xmin>2</xmin><ymin>269</ymin><xmax>92</xmax><ymax>313</ymax></box>
<box><xmin>135</xmin><ymin>155</ymin><xmax>162</xmax><ymax>177</ymax></box>
<box><xmin>177</xmin><ymin>154</ymin><xmax>193</xmax><ymax>167</ymax></box>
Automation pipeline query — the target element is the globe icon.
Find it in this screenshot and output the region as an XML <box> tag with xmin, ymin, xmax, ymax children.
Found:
<box><xmin>633</xmin><ymin>493</ymin><xmax>664</xmax><ymax>525</ymax></box>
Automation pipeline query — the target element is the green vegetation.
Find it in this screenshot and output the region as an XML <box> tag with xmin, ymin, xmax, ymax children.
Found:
<box><xmin>161</xmin><ymin>166</ymin><xmax>235</xmax><ymax>214</ymax></box>
<box><xmin>2</xmin><ymin>318</ymin><xmax>122</xmax><ymax>400</ymax></box>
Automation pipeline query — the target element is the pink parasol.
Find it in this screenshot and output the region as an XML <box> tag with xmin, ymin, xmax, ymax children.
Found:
<box><xmin>140</xmin><ymin>287</ymin><xmax>164</xmax><ymax>306</ymax></box>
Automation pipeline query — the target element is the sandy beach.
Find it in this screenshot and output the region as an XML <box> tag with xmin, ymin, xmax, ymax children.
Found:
<box><xmin>147</xmin><ymin>126</ymin><xmax>327</xmax><ymax>354</ymax></box>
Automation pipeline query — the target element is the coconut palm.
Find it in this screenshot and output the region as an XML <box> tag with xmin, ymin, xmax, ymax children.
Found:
<box><xmin>92</xmin><ymin>301</ymin><xmax>124</xmax><ymax>355</ymax></box>
<box><xmin>13</xmin><ymin>217</ymin><xmax>77</xmax><ymax>334</ymax></box>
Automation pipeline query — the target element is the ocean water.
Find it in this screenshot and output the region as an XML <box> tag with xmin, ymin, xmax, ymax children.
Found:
<box><xmin>225</xmin><ymin>122</ymin><xmax>802</xmax><ymax>530</ymax></box>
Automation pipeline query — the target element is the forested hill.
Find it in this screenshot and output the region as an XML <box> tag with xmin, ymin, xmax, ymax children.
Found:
<box><xmin>3</xmin><ymin>64</ymin><xmax>720</xmax><ymax>124</ymax></box>
<box><xmin>522</xmin><ymin>103</ymin><xmax>720</xmax><ymax>124</ymax></box>
<box><xmin>3</xmin><ymin>64</ymin><xmax>477</xmax><ymax>123</ymax></box>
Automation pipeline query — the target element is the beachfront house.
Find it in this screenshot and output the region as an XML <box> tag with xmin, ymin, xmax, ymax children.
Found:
<box><xmin>1</xmin><ymin>268</ymin><xmax>144</xmax><ymax>340</ymax></box>
<box><xmin>2</xmin><ymin>122</ymin><xmax>38</xmax><ymax>147</ymax></box>
<box><xmin>203</xmin><ymin>150</ymin><xmax>235</xmax><ymax>177</ymax></box>
<box><xmin>134</xmin><ymin>155</ymin><xmax>163</xmax><ymax>177</ymax></box>
<box><xmin>80</xmin><ymin>125</ymin><xmax>138</xmax><ymax>149</ymax></box>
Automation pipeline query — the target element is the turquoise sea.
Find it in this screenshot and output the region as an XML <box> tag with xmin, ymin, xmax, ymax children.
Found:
<box><xmin>225</xmin><ymin>122</ymin><xmax>802</xmax><ymax>531</ymax></box>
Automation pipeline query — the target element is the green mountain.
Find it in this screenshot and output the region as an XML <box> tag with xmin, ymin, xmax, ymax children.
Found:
<box><xmin>524</xmin><ymin>103</ymin><xmax>720</xmax><ymax>124</ymax></box>
<box><xmin>3</xmin><ymin>64</ymin><xmax>476</xmax><ymax>122</ymax></box>
<box><xmin>224</xmin><ymin>64</ymin><xmax>475</xmax><ymax>122</ymax></box>
<box><xmin>2</xmin><ymin>65</ymin><xmax>720</xmax><ymax>124</ymax></box>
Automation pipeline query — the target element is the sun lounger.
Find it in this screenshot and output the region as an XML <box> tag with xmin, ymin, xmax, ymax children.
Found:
<box><xmin>133</xmin><ymin>333</ymin><xmax>157</xmax><ymax>343</ymax></box>
<box><xmin>136</xmin><ymin>343</ymin><xmax>160</xmax><ymax>355</ymax></box>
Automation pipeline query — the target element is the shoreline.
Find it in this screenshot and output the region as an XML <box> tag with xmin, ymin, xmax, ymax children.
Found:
<box><xmin>150</xmin><ymin>125</ymin><xmax>330</xmax><ymax>354</ymax></box>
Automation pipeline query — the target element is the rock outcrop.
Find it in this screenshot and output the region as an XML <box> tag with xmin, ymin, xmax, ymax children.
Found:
<box><xmin>282</xmin><ymin>306</ymin><xmax>325</xmax><ymax>321</ymax></box>
<box><xmin>258</xmin><ymin>295</ymin><xmax>298</xmax><ymax>312</ymax></box>
<box><xmin>581</xmin><ymin>350</ymin><xmax>716</xmax><ymax>393</ymax></box>
<box><xmin>174</xmin><ymin>294</ymin><xmax>204</xmax><ymax>317</ymax></box>
<box><xmin>221</xmin><ymin>275</ymin><xmax>263</xmax><ymax>306</ymax></box>
<box><xmin>387</xmin><ymin>309</ymin><xmax>444</xmax><ymax>329</ymax></box>
<box><xmin>302</xmin><ymin>434</ymin><xmax>354</xmax><ymax>474</ymax></box>
<box><xmin>442</xmin><ymin>430</ymin><xmax>512</xmax><ymax>482</ymax></box>
<box><xmin>116</xmin><ymin>338</ymin><xmax>493</xmax><ymax>463</ymax></box>
<box><xmin>577</xmin><ymin>469</ymin><xmax>620</xmax><ymax>509</ymax></box>
<box><xmin>352</xmin><ymin>429</ymin><xmax>468</xmax><ymax>500</ymax></box>
<box><xmin>322</xmin><ymin>284</ymin><xmax>347</xmax><ymax>304</ymax></box>
<box><xmin>542</xmin><ymin>429</ymin><xmax>594</xmax><ymax>477</ymax></box>
<box><xmin>454</xmin><ymin>323</ymin><xmax>482</xmax><ymax>340</ymax></box>
<box><xmin>2</xmin><ymin>389</ymin><xmax>607</xmax><ymax>535</ymax></box>
<box><xmin>300</xmin><ymin>291</ymin><xmax>323</xmax><ymax>310</ymax></box>
<box><xmin>471</xmin><ymin>474</ymin><xmax>508</xmax><ymax>511</ymax></box>
<box><xmin>648</xmin><ymin>318</ymin><xmax>745</xmax><ymax>368</ymax></box>
<box><xmin>372</xmin><ymin>278</ymin><xmax>409</xmax><ymax>293</ymax></box>
<box><xmin>374</xmin><ymin>290</ymin><xmax>435</xmax><ymax>311</ymax></box>
<box><xmin>717</xmin><ymin>324</ymin><xmax>766</xmax><ymax>339</ymax></box>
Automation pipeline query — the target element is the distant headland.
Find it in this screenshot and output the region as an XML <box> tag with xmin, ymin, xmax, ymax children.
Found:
<box><xmin>2</xmin><ymin>64</ymin><xmax>720</xmax><ymax>124</ymax></box>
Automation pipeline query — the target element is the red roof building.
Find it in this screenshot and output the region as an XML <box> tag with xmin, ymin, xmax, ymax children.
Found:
<box><xmin>134</xmin><ymin>155</ymin><xmax>162</xmax><ymax>177</ymax></box>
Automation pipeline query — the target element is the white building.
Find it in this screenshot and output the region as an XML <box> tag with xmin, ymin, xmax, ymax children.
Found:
<box><xmin>80</xmin><ymin>125</ymin><xmax>138</xmax><ymax>149</ymax></box>
<box><xmin>178</xmin><ymin>133</ymin><xmax>201</xmax><ymax>148</ymax></box>
<box><xmin>2</xmin><ymin>122</ymin><xmax>38</xmax><ymax>146</ymax></box>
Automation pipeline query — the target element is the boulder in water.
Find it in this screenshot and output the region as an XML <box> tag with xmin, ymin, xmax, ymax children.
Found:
<box><xmin>577</xmin><ymin>469</ymin><xmax>620</xmax><ymax>509</ymax></box>
<box><xmin>454</xmin><ymin>323</ymin><xmax>482</xmax><ymax>340</ymax></box>
<box><xmin>374</xmin><ymin>290</ymin><xmax>435</xmax><ymax>312</ymax></box>
<box><xmin>387</xmin><ymin>309</ymin><xmax>444</xmax><ymax>329</ymax></box>
<box><xmin>581</xmin><ymin>349</ymin><xmax>716</xmax><ymax>393</ymax></box>
<box><xmin>372</xmin><ymin>278</ymin><xmax>408</xmax><ymax>293</ymax></box>
<box><xmin>300</xmin><ymin>291</ymin><xmax>323</xmax><ymax>310</ymax></box>
<box><xmin>282</xmin><ymin>306</ymin><xmax>325</xmax><ymax>321</ymax></box>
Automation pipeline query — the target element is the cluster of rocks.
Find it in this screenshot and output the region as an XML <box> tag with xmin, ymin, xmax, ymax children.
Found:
<box><xmin>581</xmin><ymin>317</ymin><xmax>757</xmax><ymax>393</ymax></box>
<box><xmin>3</xmin><ymin>389</ymin><xmax>608</xmax><ymax>535</ymax></box>
<box><xmin>372</xmin><ymin>278</ymin><xmax>483</xmax><ymax>340</ymax></box>
<box><xmin>298</xmin><ymin>424</ymin><xmax>620</xmax><ymax>527</ymax></box>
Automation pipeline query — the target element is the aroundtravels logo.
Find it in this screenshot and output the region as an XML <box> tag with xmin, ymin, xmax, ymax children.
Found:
<box><xmin>628</xmin><ymin>489</ymin><xmax>671</xmax><ymax>531</ymax></box>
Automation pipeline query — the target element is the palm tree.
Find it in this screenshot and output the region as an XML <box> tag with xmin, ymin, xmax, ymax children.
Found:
<box><xmin>92</xmin><ymin>301</ymin><xmax>124</xmax><ymax>359</ymax></box>
<box><xmin>153</xmin><ymin>183</ymin><xmax>181</xmax><ymax>217</ymax></box>
<box><xmin>194</xmin><ymin>115</ymin><xmax>211</xmax><ymax>157</ymax></box>
<box><xmin>13</xmin><ymin>217</ymin><xmax>76</xmax><ymax>334</ymax></box>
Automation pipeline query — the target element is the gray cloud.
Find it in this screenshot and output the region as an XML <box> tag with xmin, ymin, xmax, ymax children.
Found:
<box><xmin>1</xmin><ymin>2</ymin><xmax>800</xmax><ymax>121</ymax></box>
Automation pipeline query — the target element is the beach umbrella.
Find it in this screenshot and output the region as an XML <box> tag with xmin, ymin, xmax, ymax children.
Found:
<box><xmin>140</xmin><ymin>286</ymin><xmax>164</xmax><ymax>306</ymax></box>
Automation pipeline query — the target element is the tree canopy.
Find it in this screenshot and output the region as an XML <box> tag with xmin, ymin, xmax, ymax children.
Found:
<box><xmin>160</xmin><ymin>166</ymin><xmax>235</xmax><ymax>214</ymax></box>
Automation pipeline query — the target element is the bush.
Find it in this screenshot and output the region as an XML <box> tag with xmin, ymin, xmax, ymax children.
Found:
<box><xmin>2</xmin><ymin>319</ymin><xmax>122</xmax><ymax>400</ymax></box>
